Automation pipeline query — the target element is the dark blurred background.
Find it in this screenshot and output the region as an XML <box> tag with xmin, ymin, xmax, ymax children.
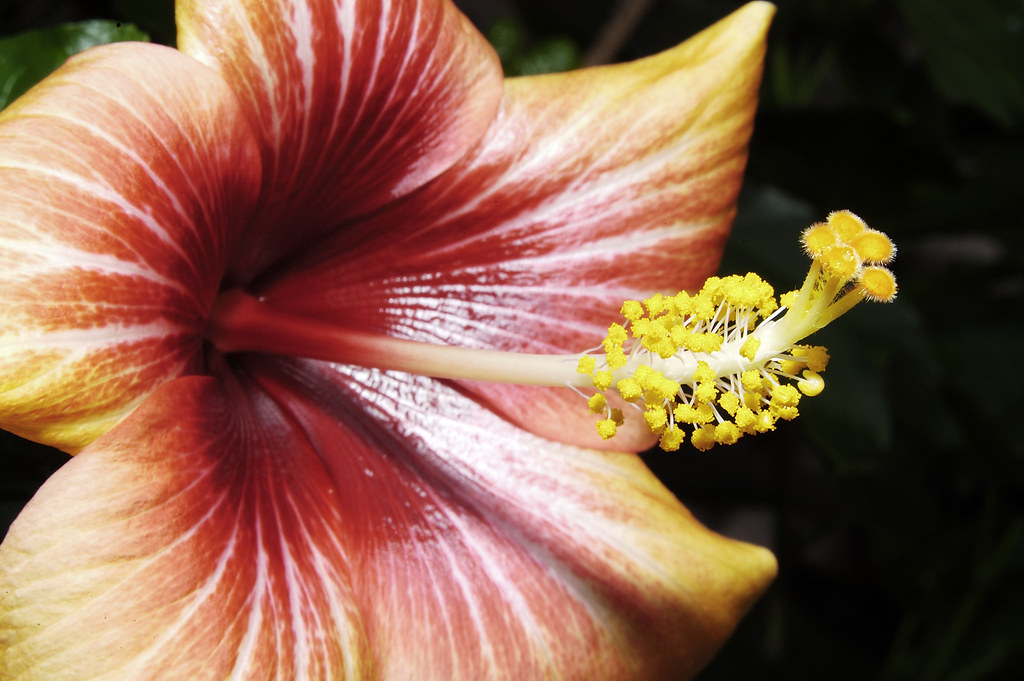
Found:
<box><xmin>3</xmin><ymin>1</ymin><xmax>1023</xmax><ymax>679</ymax></box>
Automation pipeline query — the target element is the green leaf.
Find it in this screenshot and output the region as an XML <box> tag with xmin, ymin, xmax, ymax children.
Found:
<box><xmin>484</xmin><ymin>15</ymin><xmax>580</xmax><ymax>77</ymax></box>
<box><xmin>0</xmin><ymin>20</ymin><xmax>149</xmax><ymax>112</ymax></box>
<box><xmin>514</xmin><ymin>37</ymin><xmax>581</xmax><ymax>76</ymax></box>
<box><xmin>485</xmin><ymin>17</ymin><xmax>525</xmax><ymax>68</ymax></box>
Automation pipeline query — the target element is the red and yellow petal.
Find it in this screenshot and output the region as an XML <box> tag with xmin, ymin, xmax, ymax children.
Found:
<box><xmin>258</xmin><ymin>358</ymin><xmax>776</xmax><ymax>680</ymax></box>
<box><xmin>0</xmin><ymin>359</ymin><xmax>775</xmax><ymax>681</ymax></box>
<box><xmin>0</xmin><ymin>377</ymin><xmax>373</xmax><ymax>680</ymax></box>
<box><xmin>254</xmin><ymin>2</ymin><xmax>774</xmax><ymax>449</ymax></box>
<box><xmin>177</xmin><ymin>0</ymin><xmax>504</xmax><ymax>282</ymax></box>
<box><xmin>0</xmin><ymin>43</ymin><xmax>261</xmax><ymax>452</ymax></box>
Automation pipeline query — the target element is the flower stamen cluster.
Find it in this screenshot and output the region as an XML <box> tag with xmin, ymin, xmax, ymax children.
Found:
<box><xmin>577</xmin><ymin>210</ymin><xmax>897</xmax><ymax>451</ymax></box>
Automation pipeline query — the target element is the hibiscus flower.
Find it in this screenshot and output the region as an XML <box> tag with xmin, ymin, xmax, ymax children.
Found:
<box><xmin>0</xmin><ymin>1</ymin><xmax>778</xmax><ymax>679</ymax></box>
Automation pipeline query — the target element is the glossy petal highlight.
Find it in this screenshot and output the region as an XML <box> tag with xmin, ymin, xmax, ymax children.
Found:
<box><xmin>256</xmin><ymin>2</ymin><xmax>774</xmax><ymax>449</ymax></box>
<box><xmin>177</xmin><ymin>0</ymin><xmax>504</xmax><ymax>282</ymax></box>
<box><xmin>0</xmin><ymin>43</ymin><xmax>261</xmax><ymax>452</ymax></box>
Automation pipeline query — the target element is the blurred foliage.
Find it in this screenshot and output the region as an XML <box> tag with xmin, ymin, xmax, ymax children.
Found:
<box><xmin>0</xmin><ymin>20</ymin><xmax>147</xmax><ymax>109</ymax></box>
<box><xmin>898</xmin><ymin>0</ymin><xmax>1024</xmax><ymax>129</ymax></box>
<box><xmin>2</xmin><ymin>0</ymin><xmax>1024</xmax><ymax>680</ymax></box>
<box><xmin>486</xmin><ymin>17</ymin><xmax>582</xmax><ymax>75</ymax></box>
<box><xmin>0</xmin><ymin>0</ymin><xmax>173</xmax><ymax>45</ymax></box>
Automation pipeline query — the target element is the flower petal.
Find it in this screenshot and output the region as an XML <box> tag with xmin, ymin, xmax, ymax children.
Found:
<box><xmin>0</xmin><ymin>43</ymin><xmax>261</xmax><ymax>452</ymax></box>
<box><xmin>176</xmin><ymin>0</ymin><xmax>504</xmax><ymax>282</ymax></box>
<box><xmin>0</xmin><ymin>377</ymin><xmax>372</xmax><ymax>680</ymax></box>
<box><xmin>255</xmin><ymin>358</ymin><xmax>777</xmax><ymax>680</ymax></box>
<box><xmin>0</xmin><ymin>362</ymin><xmax>775</xmax><ymax>681</ymax></box>
<box><xmin>256</xmin><ymin>2</ymin><xmax>774</xmax><ymax>449</ymax></box>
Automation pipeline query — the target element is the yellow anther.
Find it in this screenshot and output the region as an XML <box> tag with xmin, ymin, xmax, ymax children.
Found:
<box><xmin>606</xmin><ymin>346</ymin><xmax>628</xmax><ymax>369</ymax></box>
<box><xmin>692</xmin><ymin>296</ymin><xmax>716</xmax><ymax>321</ymax></box>
<box><xmin>754</xmin><ymin>411</ymin><xmax>776</xmax><ymax>432</ymax></box>
<box><xmin>694</xmin><ymin>381</ymin><xmax>717</xmax><ymax>404</ymax></box>
<box><xmin>592</xmin><ymin>370</ymin><xmax>614</xmax><ymax>391</ymax></box>
<box><xmin>644</xmin><ymin>405</ymin><xmax>668</xmax><ymax>431</ymax></box>
<box><xmin>671</xmin><ymin>291</ymin><xmax>694</xmax><ymax>315</ymax></box>
<box><xmin>741</xmin><ymin>369</ymin><xmax>764</xmax><ymax>394</ymax></box>
<box><xmin>660</xmin><ymin>376</ymin><xmax>683</xmax><ymax>402</ymax></box>
<box><xmin>631</xmin><ymin>318</ymin><xmax>653</xmax><ymax>339</ymax></box>
<box><xmin>802</xmin><ymin>222</ymin><xmax>837</xmax><ymax>255</ymax></box>
<box><xmin>616</xmin><ymin>377</ymin><xmax>643</xmax><ymax>402</ymax></box>
<box><xmin>778</xmin><ymin>357</ymin><xmax>803</xmax><ymax>375</ymax></box>
<box><xmin>639</xmin><ymin>331</ymin><xmax>662</xmax><ymax>354</ymax></box>
<box><xmin>691</xmin><ymin>425</ymin><xmax>716</xmax><ymax>452</ymax></box>
<box><xmin>604</xmin><ymin>323</ymin><xmax>628</xmax><ymax>347</ymax></box>
<box><xmin>797</xmin><ymin>370</ymin><xmax>825</xmax><ymax>396</ymax></box>
<box><xmin>644</xmin><ymin>293</ymin><xmax>668</xmax><ymax>316</ymax></box>
<box><xmin>715</xmin><ymin>422</ymin><xmax>741</xmax><ymax>445</ymax></box>
<box><xmin>771</xmin><ymin>383</ymin><xmax>801</xmax><ymax>408</ymax></box>
<box><xmin>700</xmin><ymin>276</ymin><xmax>724</xmax><ymax>298</ymax></box>
<box><xmin>596</xmin><ymin>418</ymin><xmax>618</xmax><ymax>440</ymax></box>
<box><xmin>685</xmin><ymin>332</ymin><xmax>722</xmax><ymax>353</ymax></box>
<box><xmin>859</xmin><ymin>266</ymin><xmax>898</xmax><ymax>302</ymax></box>
<box><xmin>610</xmin><ymin>408</ymin><xmax>625</xmax><ymax>426</ymax></box>
<box><xmin>752</xmin><ymin>277</ymin><xmax>775</xmax><ymax>306</ymax></box>
<box><xmin>652</xmin><ymin>338</ymin><xmax>677</xmax><ymax>359</ymax></box>
<box><xmin>577</xmin><ymin>355</ymin><xmax>596</xmax><ymax>375</ymax></box>
<box><xmin>740</xmin><ymin>336</ymin><xmax>761</xmax><ymax>361</ymax></box>
<box><xmin>693</xmin><ymin>361</ymin><xmax>715</xmax><ymax>384</ymax></box>
<box><xmin>674</xmin><ymin>402</ymin><xmax>714</xmax><ymax>425</ymax></box>
<box><xmin>735</xmin><ymin>406</ymin><xmax>757</xmax><ymax>432</ymax></box>
<box><xmin>793</xmin><ymin>345</ymin><xmax>830</xmax><ymax>372</ymax></box>
<box><xmin>587</xmin><ymin>393</ymin><xmax>608</xmax><ymax>413</ymax></box>
<box><xmin>770</xmin><ymin>384</ymin><xmax>801</xmax><ymax>420</ymax></box>
<box><xmin>756</xmin><ymin>296</ymin><xmax>779</xmax><ymax>319</ymax></box>
<box><xmin>719</xmin><ymin>391</ymin><xmax>741</xmax><ymax>416</ymax></box>
<box><xmin>669</xmin><ymin>325</ymin><xmax>690</xmax><ymax>347</ymax></box>
<box><xmin>725</xmin><ymin>273</ymin><xmax>774</xmax><ymax>309</ymax></box>
<box><xmin>644</xmin><ymin>374</ymin><xmax>680</xmax><ymax>403</ymax></box>
<box><xmin>673</xmin><ymin>404</ymin><xmax>697</xmax><ymax>424</ymax></box>
<box><xmin>620</xmin><ymin>300</ymin><xmax>644</xmax><ymax>321</ymax></box>
<box><xmin>655</xmin><ymin>314</ymin><xmax>675</xmax><ymax>331</ymax></box>
<box><xmin>827</xmin><ymin>210</ymin><xmax>867</xmax><ymax>239</ymax></box>
<box><xmin>659</xmin><ymin>427</ymin><xmax>686</xmax><ymax>452</ymax></box>
<box><xmin>851</xmin><ymin>230</ymin><xmax>896</xmax><ymax>263</ymax></box>
<box><xmin>632</xmin><ymin>365</ymin><xmax>655</xmax><ymax>388</ymax></box>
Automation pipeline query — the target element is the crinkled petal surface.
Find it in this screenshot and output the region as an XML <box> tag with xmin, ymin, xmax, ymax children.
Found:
<box><xmin>256</xmin><ymin>2</ymin><xmax>774</xmax><ymax>450</ymax></box>
<box><xmin>177</xmin><ymin>0</ymin><xmax>504</xmax><ymax>282</ymax></box>
<box><xmin>0</xmin><ymin>43</ymin><xmax>261</xmax><ymax>453</ymax></box>
<box><xmin>0</xmin><ymin>366</ymin><xmax>775</xmax><ymax>681</ymax></box>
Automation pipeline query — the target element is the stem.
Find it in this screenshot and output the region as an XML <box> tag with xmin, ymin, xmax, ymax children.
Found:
<box><xmin>207</xmin><ymin>289</ymin><xmax>587</xmax><ymax>388</ymax></box>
